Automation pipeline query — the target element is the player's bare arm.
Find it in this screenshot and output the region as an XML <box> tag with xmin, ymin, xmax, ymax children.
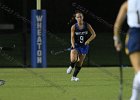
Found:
<box><xmin>85</xmin><ymin>24</ymin><xmax>96</xmax><ymax>45</ymax></box>
<box><xmin>114</xmin><ymin>1</ymin><xmax>128</xmax><ymax>51</ymax></box>
<box><xmin>71</xmin><ymin>25</ymin><xmax>75</xmax><ymax>48</ymax></box>
<box><xmin>114</xmin><ymin>1</ymin><xmax>128</xmax><ymax>37</ymax></box>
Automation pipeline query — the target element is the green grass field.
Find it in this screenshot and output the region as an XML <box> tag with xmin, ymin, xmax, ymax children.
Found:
<box><xmin>0</xmin><ymin>67</ymin><xmax>134</xmax><ymax>100</ymax></box>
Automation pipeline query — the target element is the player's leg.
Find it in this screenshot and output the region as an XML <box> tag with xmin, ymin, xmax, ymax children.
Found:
<box><xmin>70</xmin><ymin>49</ymin><xmax>78</xmax><ymax>68</ymax></box>
<box><xmin>66</xmin><ymin>49</ymin><xmax>78</xmax><ymax>74</ymax></box>
<box><xmin>129</xmin><ymin>52</ymin><xmax>140</xmax><ymax>100</ymax></box>
<box><xmin>71</xmin><ymin>54</ymin><xmax>86</xmax><ymax>81</ymax></box>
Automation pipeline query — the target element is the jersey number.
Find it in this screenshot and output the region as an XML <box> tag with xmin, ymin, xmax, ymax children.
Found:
<box><xmin>137</xmin><ymin>10</ymin><xmax>140</xmax><ymax>24</ymax></box>
<box><xmin>80</xmin><ymin>36</ymin><xmax>84</xmax><ymax>43</ymax></box>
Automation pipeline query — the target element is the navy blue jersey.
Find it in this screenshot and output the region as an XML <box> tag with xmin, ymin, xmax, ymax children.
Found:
<box><xmin>74</xmin><ymin>22</ymin><xmax>90</xmax><ymax>46</ymax></box>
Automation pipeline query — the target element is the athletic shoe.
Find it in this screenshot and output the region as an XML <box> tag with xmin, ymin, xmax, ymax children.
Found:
<box><xmin>0</xmin><ymin>80</ymin><xmax>5</xmax><ymax>86</ymax></box>
<box><xmin>66</xmin><ymin>66</ymin><xmax>73</xmax><ymax>74</ymax></box>
<box><xmin>71</xmin><ymin>76</ymin><xmax>79</xmax><ymax>81</ymax></box>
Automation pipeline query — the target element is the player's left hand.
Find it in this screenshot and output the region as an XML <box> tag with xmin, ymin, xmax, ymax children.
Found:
<box><xmin>85</xmin><ymin>40</ymin><xmax>90</xmax><ymax>45</ymax></box>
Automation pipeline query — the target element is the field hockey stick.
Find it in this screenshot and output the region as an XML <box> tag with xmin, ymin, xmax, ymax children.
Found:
<box><xmin>50</xmin><ymin>47</ymin><xmax>72</xmax><ymax>55</ymax></box>
<box><xmin>0</xmin><ymin>44</ymin><xmax>16</xmax><ymax>50</ymax></box>
<box><xmin>118</xmin><ymin>50</ymin><xmax>123</xmax><ymax>100</ymax></box>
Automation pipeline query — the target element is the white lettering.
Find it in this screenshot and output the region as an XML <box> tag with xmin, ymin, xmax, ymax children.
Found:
<box><xmin>37</xmin><ymin>43</ymin><xmax>42</xmax><ymax>50</ymax></box>
<box><xmin>37</xmin><ymin>57</ymin><xmax>42</xmax><ymax>63</ymax></box>
<box><xmin>37</xmin><ymin>22</ymin><xmax>42</xmax><ymax>30</ymax></box>
<box><xmin>37</xmin><ymin>27</ymin><xmax>42</xmax><ymax>36</ymax></box>
<box><xmin>37</xmin><ymin>50</ymin><xmax>42</xmax><ymax>56</ymax></box>
<box><xmin>75</xmin><ymin>31</ymin><xmax>88</xmax><ymax>35</ymax></box>
<box><xmin>37</xmin><ymin>36</ymin><xmax>42</xmax><ymax>43</ymax></box>
<box><xmin>36</xmin><ymin>16</ymin><xmax>43</xmax><ymax>22</ymax></box>
<box><xmin>36</xmin><ymin>15</ymin><xmax>43</xmax><ymax>64</ymax></box>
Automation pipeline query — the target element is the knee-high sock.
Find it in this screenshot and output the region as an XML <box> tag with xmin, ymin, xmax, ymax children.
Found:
<box><xmin>70</xmin><ymin>62</ymin><xmax>76</xmax><ymax>68</ymax></box>
<box><xmin>73</xmin><ymin>66</ymin><xmax>81</xmax><ymax>77</ymax></box>
<box><xmin>130</xmin><ymin>71</ymin><xmax>140</xmax><ymax>100</ymax></box>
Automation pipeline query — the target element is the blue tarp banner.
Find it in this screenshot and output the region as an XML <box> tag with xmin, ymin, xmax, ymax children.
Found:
<box><xmin>31</xmin><ymin>10</ymin><xmax>47</xmax><ymax>68</ymax></box>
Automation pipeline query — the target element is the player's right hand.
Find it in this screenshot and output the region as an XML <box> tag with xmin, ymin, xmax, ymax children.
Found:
<box><xmin>114</xmin><ymin>40</ymin><xmax>122</xmax><ymax>51</ymax></box>
<box><xmin>113</xmin><ymin>36</ymin><xmax>122</xmax><ymax>51</ymax></box>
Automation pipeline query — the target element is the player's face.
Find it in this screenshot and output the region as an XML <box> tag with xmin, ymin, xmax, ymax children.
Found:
<box><xmin>75</xmin><ymin>13</ymin><xmax>84</xmax><ymax>23</ymax></box>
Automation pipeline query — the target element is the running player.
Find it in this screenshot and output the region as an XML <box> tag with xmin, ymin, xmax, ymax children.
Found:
<box><xmin>66</xmin><ymin>11</ymin><xmax>96</xmax><ymax>81</ymax></box>
<box><xmin>113</xmin><ymin>0</ymin><xmax>140</xmax><ymax>99</ymax></box>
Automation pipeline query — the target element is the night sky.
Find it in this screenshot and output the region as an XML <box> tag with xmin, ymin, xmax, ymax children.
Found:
<box><xmin>0</xmin><ymin>0</ymin><xmax>126</xmax><ymax>33</ymax></box>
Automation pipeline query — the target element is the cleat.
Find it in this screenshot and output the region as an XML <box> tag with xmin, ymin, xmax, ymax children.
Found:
<box><xmin>0</xmin><ymin>80</ymin><xmax>5</xmax><ymax>86</ymax></box>
<box><xmin>71</xmin><ymin>76</ymin><xmax>79</xmax><ymax>81</ymax></box>
<box><xmin>66</xmin><ymin>66</ymin><xmax>73</xmax><ymax>74</ymax></box>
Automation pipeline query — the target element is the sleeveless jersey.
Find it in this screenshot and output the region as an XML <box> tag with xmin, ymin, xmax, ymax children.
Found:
<box><xmin>74</xmin><ymin>22</ymin><xmax>90</xmax><ymax>46</ymax></box>
<box><xmin>127</xmin><ymin>0</ymin><xmax>140</xmax><ymax>27</ymax></box>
